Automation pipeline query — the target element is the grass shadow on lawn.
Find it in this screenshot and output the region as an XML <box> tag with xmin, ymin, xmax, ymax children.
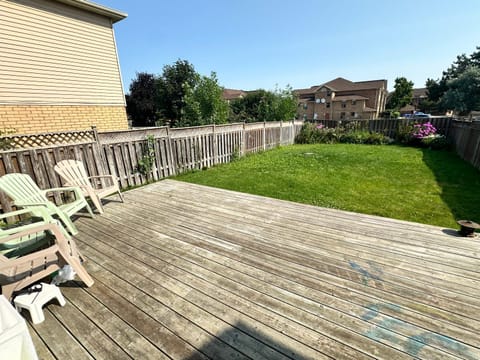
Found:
<box><xmin>421</xmin><ymin>148</ymin><xmax>480</xmax><ymax>226</ymax></box>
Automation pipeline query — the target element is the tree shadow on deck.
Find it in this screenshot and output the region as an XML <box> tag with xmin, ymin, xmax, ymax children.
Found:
<box><xmin>421</xmin><ymin>149</ymin><xmax>480</xmax><ymax>230</ymax></box>
<box><xmin>183</xmin><ymin>320</ymin><xmax>314</xmax><ymax>360</ymax></box>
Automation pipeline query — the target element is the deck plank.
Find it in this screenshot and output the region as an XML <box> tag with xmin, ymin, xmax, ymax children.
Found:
<box><xmin>25</xmin><ymin>179</ymin><xmax>479</xmax><ymax>360</ymax></box>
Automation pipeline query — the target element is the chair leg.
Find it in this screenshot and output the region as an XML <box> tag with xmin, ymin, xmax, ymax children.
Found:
<box><xmin>66</xmin><ymin>256</ymin><xmax>94</xmax><ymax>287</ymax></box>
<box><xmin>118</xmin><ymin>190</ymin><xmax>124</xmax><ymax>203</ymax></box>
<box><xmin>84</xmin><ymin>200</ymin><xmax>95</xmax><ymax>218</ymax></box>
<box><xmin>57</xmin><ymin>211</ymin><xmax>78</xmax><ymax>236</ymax></box>
<box><xmin>90</xmin><ymin>195</ymin><xmax>104</xmax><ymax>214</ymax></box>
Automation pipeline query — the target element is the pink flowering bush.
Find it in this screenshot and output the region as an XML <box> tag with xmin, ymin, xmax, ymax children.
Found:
<box><xmin>397</xmin><ymin>121</ymin><xmax>450</xmax><ymax>150</ymax></box>
<box><xmin>411</xmin><ymin>122</ymin><xmax>437</xmax><ymax>139</ymax></box>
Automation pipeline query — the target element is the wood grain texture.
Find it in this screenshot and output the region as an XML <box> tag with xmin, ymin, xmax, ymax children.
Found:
<box><xmin>27</xmin><ymin>180</ymin><xmax>479</xmax><ymax>359</ymax></box>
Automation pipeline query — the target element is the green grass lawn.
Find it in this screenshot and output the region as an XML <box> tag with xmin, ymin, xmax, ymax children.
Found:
<box><xmin>174</xmin><ymin>144</ymin><xmax>480</xmax><ymax>228</ymax></box>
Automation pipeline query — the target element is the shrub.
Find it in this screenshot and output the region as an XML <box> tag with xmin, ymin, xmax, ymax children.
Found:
<box><xmin>295</xmin><ymin>123</ymin><xmax>391</xmax><ymax>145</ymax></box>
<box><xmin>411</xmin><ymin>122</ymin><xmax>437</xmax><ymax>139</ymax></box>
<box><xmin>396</xmin><ymin>121</ymin><xmax>449</xmax><ymax>150</ymax></box>
<box><xmin>420</xmin><ymin>135</ymin><xmax>451</xmax><ymax>150</ymax></box>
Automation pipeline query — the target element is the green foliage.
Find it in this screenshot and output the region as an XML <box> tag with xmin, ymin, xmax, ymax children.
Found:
<box><xmin>295</xmin><ymin>123</ymin><xmax>391</xmax><ymax>145</ymax></box>
<box><xmin>230</xmin><ymin>86</ymin><xmax>297</xmax><ymax>123</ymax></box>
<box><xmin>396</xmin><ymin>122</ymin><xmax>450</xmax><ymax>150</ymax></box>
<box><xmin>126</xmin><ymin>72</ymin><xmax>158</xmax><ymax>126</ymax></box>
<box><xmin>426</xmin><ymin>46</ymin><xmax>480</xmax><ymax>113</ymax></box>
<box><xmin>396</xmin><ymin>122</ymin><xmax>415</xmax><ymax>144</ymax></box>
<box><xmin>440</xmin><ymin>67</ymin><xmax>480</xmax><ymax>115</ymax></box>
<box><xmin>155</xmin><ymin>59</ymin><xmax>198</xmax><ymax>127</ymax></box>
<box><xmin>386</xmin><ymin>77</ymin><xmax>414</xmax><ymax>110</ymax></box>
<box><xmin>380</xmin><ymin>110</ymin><xmax>400</xmax><ymax>119</ymax></box>
<box><xmin>180</xmin><ymin>72</ymin><xmax>229</xmax><ymax>127</ymax></box>
<box><xmin>230</xmin><ymin>146</ymin><xmax>241</xmax><ymax>162</ymax></box>
<box><xmin>175</xmin><ymin>144</ymin><xmax>480</xmax><ymax>228</ymax></box>
<box><xmin>420</xmin><ymin>135</ymin><xmax>451</xmax><ymax>150</ymax></box>
<box><xmin>138</xmin><ymin>135</ymin><xmax>156</xmax><ymax>178</ymax></box>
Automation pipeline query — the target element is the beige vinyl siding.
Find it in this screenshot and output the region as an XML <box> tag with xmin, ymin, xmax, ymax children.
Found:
<box><xmin>0</xmin><ymin>0</ymin><xmax>125</xmax><ymax>105</ymax></box>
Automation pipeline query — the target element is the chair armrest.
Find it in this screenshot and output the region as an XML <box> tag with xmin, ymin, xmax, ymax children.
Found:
<box><xmin>0</xmin><ymin>221</ymin><xmax>62</xmax><ymax>245</ymax></box>
<box><xmin>42</xmin><ymin>186</ymin><xmax>84</xmax><ymax>199</ymax></box>
<box><xmin>2</xmin><ymin>204</ymin><xmax>53</xmax><ymax>226</ymax></box>
<box><xmin>0</xmin><ymin>208</ymin><xmax>37</xmax><ymax>221</ymax></box>
<box><xmin>88</xmin><ymin>175</ymin><xmax>116</xmax><ymax>180</ymax></box>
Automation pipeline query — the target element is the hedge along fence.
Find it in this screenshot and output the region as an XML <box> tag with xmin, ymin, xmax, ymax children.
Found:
<box><xmin>310</xmin><ymin>117</ymin><xmax>453</xmax><ymax>138</ymax></box>
<box><xmin>0</xmin><ymin>120</ymin><xmax>304</xmax><ymax>212</ymax></box>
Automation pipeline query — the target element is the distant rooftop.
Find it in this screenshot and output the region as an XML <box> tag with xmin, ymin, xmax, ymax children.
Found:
<box><xmin>295</xmin><ymin>77</ymin><xmax>388</xmax><ymax>95</ymax></box>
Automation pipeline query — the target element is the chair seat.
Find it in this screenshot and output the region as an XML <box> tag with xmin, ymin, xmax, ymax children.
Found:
<box><xmin>0</xmin><ymin>215</ymin><xmax>94</xmax><ymax>300</ymax></box>
<box><xmin>58</xmin><ymin>199</ymin><xmax>89</xmax><ymax>217</ymax></box>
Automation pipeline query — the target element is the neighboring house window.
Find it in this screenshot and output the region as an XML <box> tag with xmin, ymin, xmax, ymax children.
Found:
<box><xmin>351</xmin><ymin>112</ymin><xmax>355</xmax><ymax>117</ymax></box>
<box><xmin>327</xmin><ymin>90</ymin><xmax>332</xmax><ymax>96</ymax></box>
<box><xmin>303</xmin><ymin>103</ymin><xmax>308</xmax><ymax>109</ymax></box>
<box><xmin>341</xmin><ymin>102</ymin><xmax>346</xmax><ymax>108</ymax></box>
<box><xmin>326</xmin><ymin>102</ymin><xmax>330</xmax><ymax>108</ymax></box>
<box><xmin>340</xmin><ymin>112</ymin><xmax>346</xmax><ymax>119</ymax></box>
<box><xmin>352</xmin><ymin>100</ymin><xmax>356</xmax><ymax>105</ymax></box>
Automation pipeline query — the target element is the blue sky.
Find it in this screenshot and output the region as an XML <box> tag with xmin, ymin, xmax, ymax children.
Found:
<box><xmin>99</xmin><ymin>0</ymin><xmax>480</xmax><ymax>93</ymax></box>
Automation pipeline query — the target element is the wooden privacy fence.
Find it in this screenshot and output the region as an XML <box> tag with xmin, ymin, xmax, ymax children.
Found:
<box><xmin>449</xmin><ymin>120</ymin><xmax>480</xmax><ymax>169</ymax></box>
<box><xmin>0</xmin><ymin>120</ymin><xmax>304</xmax><ymax>212</ymax></box>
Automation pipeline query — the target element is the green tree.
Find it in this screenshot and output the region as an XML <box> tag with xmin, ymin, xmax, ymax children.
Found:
<box><xmin>156</xmin><ymin>59</ymin><xmax>197</xmax><ymax>127</ymax></box>
<box><xmin>426</xmin><ymin>46</ymin><xmax>480</xmax><ymax>108</ymax></box>
<box><xmin>230</xmin><ymin>86</ymin><xmax>297</xmax><ymax>123</ymax></box>
<box><xmin>440</xmin><ymin>67</ymin><xmax>480</xmax><ymax>115</ymax></box>
<box><xmin>181</xmin><ymin>72</ymin><xmax>229</xmax><ymax>126</ymax></box>
<box><xmin>386</xmin><ymin>77</ymin><xmax>414</xmax><ymax>110</ymax></box>
<box><xmin>126</xmin><ymin>72</ymin><xmax>158</xmax><ymax>126</ymax></box>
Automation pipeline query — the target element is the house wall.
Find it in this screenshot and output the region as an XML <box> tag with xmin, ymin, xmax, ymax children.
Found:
<box><xmin>0</xmin><ymin>105</ymin><xmax>127</xmax><ymax>134</ymax></box>
<box><xmin>331</xmin><ymin>100</ymin><xmax>365</xmax><ymax>120</ymax></box>
<box><xmin>0</xmin><ymin>0</ymin><xmax>128</xmax><ymax>133</ymax></box>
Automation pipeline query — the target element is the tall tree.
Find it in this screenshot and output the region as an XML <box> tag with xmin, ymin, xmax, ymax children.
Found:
<box><xmin>181</xmin><ymin>72</ymin><xmax>229</xmax><ymax>126</ymax></box>
<box><xmin>156</xmin><ymin>59</ymin><xmax>197</xmax><ymax>127</ymax></box>
<box><xmin>386</xmin><ymin>77</ymin><xmax>414</xmax><ymax>110</ymax></box>
<box><xmin>126</xmin><ymin>72</ymin><xmax>157</xmax><ymax>126</ymax></box>
<box><xmin>441</xmin><ymin>67</ymin><xmax>480</xmax><ymax>115</ymax></box>
<box><xmin>230</xmin><ymin>86</ymin><xmax>297</xmax><ymax>123</ymax></box>
<box><xmin>426</xmin><ymin>46</ymin><xmax>480</xmax><ymax>106</ymax></box>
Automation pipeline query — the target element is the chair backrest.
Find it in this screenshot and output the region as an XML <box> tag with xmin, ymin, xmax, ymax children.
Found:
<box><xmin>54</xmin><ymin>160</ymin><xmax>91</xmax><ymax>188</ymax></box>
<box><xmin>0</xmin><ymin>174</ymin><xmax>47</xmax><ymax>204</ymax></box>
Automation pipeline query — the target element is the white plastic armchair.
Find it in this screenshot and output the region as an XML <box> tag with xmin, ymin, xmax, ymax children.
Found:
<box><xmin>54</xmin><ymin>159</ymin><xmax>124</xmax><ymax>214</ymax></box>
<box><xmin>0</xmin><ymin>173</ymin><xmax>93</xmax><ymax>236</ymax></box>
<box><xmin>0</xmin><ymin>208</ymin><xmax>94</xmax><ymax>300</ymax></box>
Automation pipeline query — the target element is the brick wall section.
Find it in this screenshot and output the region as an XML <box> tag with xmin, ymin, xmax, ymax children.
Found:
<box><xmin>0</xmin><ymin>105</ymin><xmax>128</xmax><ymax>134</ymax></box>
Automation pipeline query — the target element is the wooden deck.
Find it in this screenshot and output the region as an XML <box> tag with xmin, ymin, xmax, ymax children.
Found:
<box><xmin>27</xmin><ymin>180</ymin><xmax>479</xmax><ymax>359</ymax></box>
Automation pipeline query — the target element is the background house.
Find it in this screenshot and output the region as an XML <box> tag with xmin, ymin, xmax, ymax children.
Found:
<box><xmin>399</xmin><ymin>88</ymin><xmax>428</xmax><ymax>115</ymax></box>
<box><xmin>0</xmin><ymin>0</ymin><xmax>128</xmax><ymax>134</ymax></box>
<box><xmin>295</xmin><ymin>77</ymin><xmax>388</xmax><ymax>120</ymax></box>
<box><xmin>222</xmin><ymin>88</ymin><xmax>247</xmax><ymax>103</ymax></box>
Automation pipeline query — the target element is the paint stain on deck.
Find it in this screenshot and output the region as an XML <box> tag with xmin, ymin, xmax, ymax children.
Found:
<box><xmin>361</xmin><ymin>303</ymin><xmax>474</xmax><ymax>359</ymax></box>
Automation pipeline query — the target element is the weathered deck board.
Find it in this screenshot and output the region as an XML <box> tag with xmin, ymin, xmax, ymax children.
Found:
<box><xmin>27</xmin><ymin>180</ymin><xmax>479</xmax><ymax>359</ymax></box>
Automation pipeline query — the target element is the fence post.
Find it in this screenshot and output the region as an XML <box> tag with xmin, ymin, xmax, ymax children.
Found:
<box><xmin>263</xmin><ymin>121</ymin><xmax>266</xmax><ymax>151</ymax></box>
<box><xmin>166</xmin><ymin>126</ymin><xmax>177</xmax><ymax>176</ymax></box>
<box><xmin>91</xmin><ymin>125</ymin><xmax>109</xmax><ymax>177</ymax></box>
<box><xmin>291</xmin><ymin>119</ymin><xmax>295</xmax><ymax>144</ymax></box>
<box><xmin>279</xmin><ymin>120</ymin><xmax>282</xmax><ymax>146</ymax></box>
<box><xmin>213</xmin><ymin>124</ymin><xmax>218</xmax><ymax>164</ymax></box>
<box><xmin>241</xmin><ymin>122</ymin><xmax>246</xmax><ymax>156</ymax></box>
